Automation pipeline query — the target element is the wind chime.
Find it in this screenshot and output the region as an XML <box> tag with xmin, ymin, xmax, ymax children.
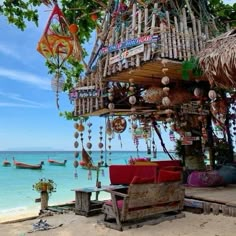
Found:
<box><xmin>105</xmin><ymin>117</ymin><xmax>113</xmax><ymax>166</ymax></box>
<box><xmin>73</xmin><ymin>123</ymin><xmax>80</xmax><ymax>178</ymax></box>
<box><xmin>98</xmin><ymin>126</ymin><xmax>104</xmax><ymax>165</ymax></box>
<box><xmin>86</xmin><ymin>122</ymin><xmax>93</xmax><ymax>156</ymax></box>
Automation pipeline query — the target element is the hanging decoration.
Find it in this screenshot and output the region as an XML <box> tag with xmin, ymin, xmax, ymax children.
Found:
<box><xmin>152</xmin><ymin>135</ymin><xmax>157</xmax><ymax>158</ymax></box>
<box><xmin>98</xmin><ymin>126</ymin><xmax>104</xmax><ymax>165</ymax></box>
<box><xmin>73</xmin><ymin>122</ymin><xmax>80</xmax><ymax>178</ymax></box>
<box><xmin>86</xmin><ymin>122</ymin><xmax>93</xmax><ymax>156</ymax></box>
<box><xmin>37</xmin><ymin>3</ymin><xmax>73</xmax><ymax>109</ymax></box>
<box><xmin>112</xmin><ymin>116</ymin><xmax>127</xmax><ymax>133</ymax></box>
<box><xmin>37</xmin><ymin>4</ymin><xmax>73</xmax><ymax>68</ymax></box>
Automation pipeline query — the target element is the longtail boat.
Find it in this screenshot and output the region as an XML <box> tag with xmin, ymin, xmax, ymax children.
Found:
<box><xmin>2</xmin><ymin>158</ymin><xmax>11</xmax><ymax>167</ymax></box>
<box><xmin>79</xmin><ymin>148</ymin><xmax>98</xmax><ymax>170</ymax></box>
<box><xmin>13</xmin><ymin>158</ymin><xmax>44</xmax><ymax>170</ymax></box>
<box><xmin>48</xmin><ymin>159</ymin><xmax>67</xmax><ymax>166</ymax></box>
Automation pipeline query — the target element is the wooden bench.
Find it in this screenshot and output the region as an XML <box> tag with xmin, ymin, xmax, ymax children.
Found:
<box><xmin>102</xmin><ymin>181</ymin><xmax>185</xmax><ymax>231</ymax></box>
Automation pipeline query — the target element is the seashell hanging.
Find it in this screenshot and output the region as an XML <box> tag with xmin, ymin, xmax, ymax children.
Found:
<box><xmin>51</xmin><ymin>71</ymin><xmax>65</xmax><ymax>109</ymax></box>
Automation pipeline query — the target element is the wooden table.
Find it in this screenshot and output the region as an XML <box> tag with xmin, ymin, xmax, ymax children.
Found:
<box><xmin>73</xmin><ymin>185</ymin><xmax>126</xmax><ymax>216</ymax></box>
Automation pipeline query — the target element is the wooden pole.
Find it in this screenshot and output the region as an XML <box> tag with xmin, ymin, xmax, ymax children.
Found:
<box><xmin>40</xmin><ymin>191</ymin><xmax>49</xmax><ymax>210</ymax></box>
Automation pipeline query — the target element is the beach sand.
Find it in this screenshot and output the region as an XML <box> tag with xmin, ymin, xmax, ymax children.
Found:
<box><xmin>0</xmin><ymin>211</ymin><xmax>235</xmax><ymax>236</ymax></box>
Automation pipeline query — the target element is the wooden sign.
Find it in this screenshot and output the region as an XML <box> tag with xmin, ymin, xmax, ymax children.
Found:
<box><xmin>100</xmin><ymin>35</ymin><xmax>160</xmax><ymax>55</ymax></box>
<box><xmin>109</xmin><ymin>44</ymin><xmax>144</xmax><ymax>65</ymax></box>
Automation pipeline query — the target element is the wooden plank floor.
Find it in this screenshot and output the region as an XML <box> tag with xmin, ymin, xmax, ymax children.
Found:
<box><xmin>185</xmin><ymin>184</ymin><xmax>236</xmax><ymax>206</ymax></box>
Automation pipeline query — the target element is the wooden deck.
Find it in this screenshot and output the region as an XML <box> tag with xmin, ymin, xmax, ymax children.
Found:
<box><xmin>184</xmin><ymin>185</ymin><xmax>236</xmax><ymax>217</ymax></box>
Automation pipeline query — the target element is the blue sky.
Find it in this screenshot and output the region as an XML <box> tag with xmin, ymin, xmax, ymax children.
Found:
<box><xmin>0</xmin><ymin>5</ymin><xmax>175</xmax><ymax>152</ymax></box>
<box><xmin>1</xmin><ymin>1</ymin><xmax>233</xmax><ymax>152</ymax></box>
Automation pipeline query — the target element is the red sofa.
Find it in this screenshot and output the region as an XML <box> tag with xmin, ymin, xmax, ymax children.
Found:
<box><xmin>109</xmin><ymin>160</ymin><xmax>182</xmax><ymax>185</ymax></box>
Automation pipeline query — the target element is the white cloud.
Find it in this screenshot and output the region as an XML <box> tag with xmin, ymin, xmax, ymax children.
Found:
<box><xmin>0</xmin><ymin>44</ymin><xmax>21</xmax><ymax>60</ymax></box>
<box><xmin>0</xmin><ymin>91</ymin><xmax>49</xmax><ymax>108</ymax></box>
<box><xmin>0</xmin><ymin>67</ymin><xmax>51</xmax><ymax>90</ymax></box>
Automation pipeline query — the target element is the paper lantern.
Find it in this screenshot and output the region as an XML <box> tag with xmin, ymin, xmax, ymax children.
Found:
<box><xmin>129</xmin><ymin>95</ymin><xmax>137</xmax><ymax>105</ymax></box>
<box><xmin>162</xmin><ymin>96</ymin><xmax>171</xmax><ymax>106</ymax></box>
<box><xmin>161</xmin><ymin>76</ymin><xmax>170</xmax><ymax>85</ymax></box>
<box><xmin>208</xmin><ymin>90</ymin><xmax>217</xmax><ymax>100</ymax></box>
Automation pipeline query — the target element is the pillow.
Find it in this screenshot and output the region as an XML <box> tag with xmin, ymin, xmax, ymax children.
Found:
<box><xmin>158</xmin><ymin>169</ymin><xmax>182</xmax><ymax>183</ymax></box>
<box><xmin>131</xmin><ymin>176</ymin><xmax>155</xmax><ymax>184</ymax></box>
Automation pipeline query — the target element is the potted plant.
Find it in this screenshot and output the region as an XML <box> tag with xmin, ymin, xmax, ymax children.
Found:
<box><xmin>32</xmin><ymin>178</ymin><xmax>57</xmax><ymax>211</ymax></box>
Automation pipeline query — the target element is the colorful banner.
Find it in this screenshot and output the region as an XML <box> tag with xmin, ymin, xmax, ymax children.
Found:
<box><xmin>100</xmin><ymin>35</ymin><xmax>160</xmax><ymax>56</ymax></box>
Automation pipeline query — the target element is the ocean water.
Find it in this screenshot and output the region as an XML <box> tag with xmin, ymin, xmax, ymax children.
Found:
<box><xmin>0</xmin><ymin>151</ymin><xmax>175</xmax><ymax>216</ymax></box>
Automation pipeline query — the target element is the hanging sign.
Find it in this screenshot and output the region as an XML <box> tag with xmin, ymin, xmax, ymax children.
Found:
<box><xmin>109</xmin><ymin>44</ymin><xmax>144</xmax><ymax>65</ymax></box>
<box><xmin>100</xmin><ymin>35</ymin><xmax>159</xmax><ymax>55</ymax></box>
<box><xmin>112</xmin><ymin>117</ymin><xmax>127</xmax><ymax>133</ymax></box>
<box><xmin>133</xmin><ymin>127</ymin><xmax>151</xmax><ymax>139</ymax></box>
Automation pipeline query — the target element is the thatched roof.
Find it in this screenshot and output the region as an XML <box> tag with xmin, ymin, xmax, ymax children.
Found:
<box><xmin>198</xmin><ymin>29</ymin><xmax>236</xmax><ymax>89</ymax></box>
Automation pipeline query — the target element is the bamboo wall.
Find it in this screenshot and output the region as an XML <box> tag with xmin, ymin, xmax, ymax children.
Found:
<box><xmin>99</xmin><ymin>4</ymin><xmax>209</xmax><ymax>77</ymax></box>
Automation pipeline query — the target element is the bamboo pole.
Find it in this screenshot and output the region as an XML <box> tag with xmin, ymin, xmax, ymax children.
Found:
<box><xmin>172</xmin><ymin>26</ymin><xmax>177</xmax><ymax>59</ymax></box>
<box><xmin>180</xmin><ymin>21</ymin><xmax>187</xmax><ymax>60</ymax></box>
<box><xmin>144</xmin><ymin>7</ymin><xmax>148</xmax><ymax>61</ymax></box>
<box><xmin>131</xmin><ymin>3</ymin><xmax>137</xmax><ymax>66</ymax></box>
<box><xmin>166</xmin><ymin>10</ymin><xmax>172</xmax><ymax>59</ymax></box>
<box><xmin>136</xmin><ymin>9</ymin><xmax>142</xmax><ymax>67</ymax></box>
<box><xmin>182</xmin><ymin>8</ymin><xmax>191</xmax><ymax>60</ymax></box>
<box><xmin>147</xmin><ymin>3</ymin><xmax>158</xmax><ymax>60</ymax></box>
<box><xmin>189</xmin><ymin>27</ymin><xmax>195</xmax><ymax>55</ymax></box>
<box><xmin>185</xmin><ymin>0</ymin><xmax>199</xmax><ymax>53</ymax></box>
<box><xmin>160</xmin><ymin>22</ymin><xmax>165</xmax><ymax>58</ymax></box>
<box><xmin>174</xmin><ymin>16</ymin><xmax>182</xmax><ymax>60</ymax></box>
<box><xmin>197</xmin><ymin>19</ymin><xmax>203</xmax><ymax>50</ymax></box>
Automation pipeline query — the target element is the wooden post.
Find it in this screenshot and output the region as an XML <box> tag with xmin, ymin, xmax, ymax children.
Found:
<box><xmin>40</xmin><ymin>191</ymin><xmax>49</xmax><ymax>210</ymax></box>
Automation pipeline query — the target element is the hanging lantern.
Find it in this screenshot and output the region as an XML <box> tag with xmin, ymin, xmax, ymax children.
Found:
<box><xmin>98</xmin><ymin>142</ymin><xmax>104</xmax><ymax>149</ymax></box>
<box><xmin>162</xmin><ymin>96</ymin><xmax>171</xmax><ymax>106</ymax></box>
<box><xmin>208</xmin><ymin>90</ymin><xmax>217</xmax><ymax>100</ymax></box>
<box><xmin>161</xmin><ymin>76</ymin><xmax>170</xmax><ymax>85</ymax></box>
<box><xmin>129</xmin><ymin>95</ymin><xmax>137</xmax><ymax>105</ymax></box>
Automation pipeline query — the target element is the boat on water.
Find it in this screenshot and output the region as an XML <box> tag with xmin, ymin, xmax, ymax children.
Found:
<box><xmin>48</xmin><ymin>159</ymin><xmax>67</xmax><ymax>166</ymax></box>
<box><xmin>2</xmin><ymin>158</ymin><xmax>11</xmax><ymax>167</ymax></box>
<box><xmin>79</xmin><ymin>148</ymin><xmax>98</xmax><ymax>170</ymax></box>
<box><xmin>13</xmin><ymin>158</ymin><xmax>44</xmax><ymax>170</ymax></box>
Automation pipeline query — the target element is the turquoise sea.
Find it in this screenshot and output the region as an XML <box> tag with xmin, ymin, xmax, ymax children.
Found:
<box><xmin>0</xmin><ymin>151</ymin><xmax>175</xmax><ymax>218</ymax></box>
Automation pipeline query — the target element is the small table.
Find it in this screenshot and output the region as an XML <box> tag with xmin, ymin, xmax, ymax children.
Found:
<box><xmin>72</xmin><ymin>185</ymin><xmax>126</xmax><ymax>216</ymax></box>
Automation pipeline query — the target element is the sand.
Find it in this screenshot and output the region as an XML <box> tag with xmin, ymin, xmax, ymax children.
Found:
<box><xmin>0</xmin><ymin>211</ymin><xmax>235</xmax><ymax>236</ymax></box>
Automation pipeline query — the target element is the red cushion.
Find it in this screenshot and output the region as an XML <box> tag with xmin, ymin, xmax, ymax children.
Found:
<box><xmin>109</xmin><ymin>165</ymin><xmax>158</xmax><ymax>185</ymax></box>
<box><xmin>131</xmin><ymin>176</ymin><xmax>155</xmax><ymax>184</ymax></box>
<box><xmin>105</xmin><ymin>199</ymin><xmax>123</xmax><ymax>209</ymax></box>
<box><xmin>152</xmin><ymin>160</ymin><xmax>181</xmax><ymax>168</ymax></box>
<box><xmin>158</xmin><ymin>169</ymin><xmax>181</xmax><ymax>183</ymax></box>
